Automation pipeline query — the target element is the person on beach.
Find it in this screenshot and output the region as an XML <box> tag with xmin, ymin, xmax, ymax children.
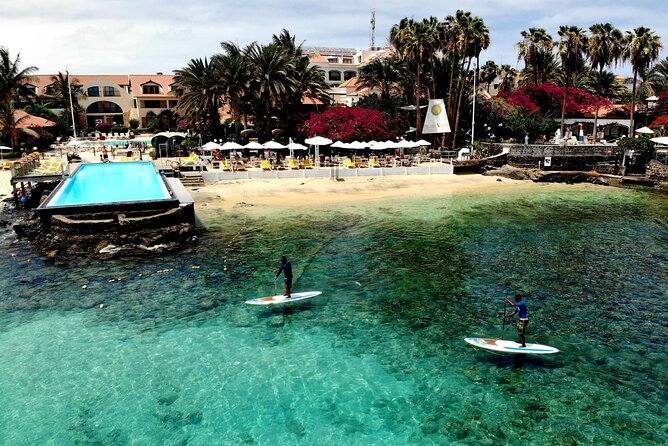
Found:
<box><xmin>274</xmin><ymin>256</ymin><xmax>292</xmax><ymax>298</ymax></box>
<box><xmin>504</xmin><ymin>294</ymin><xmax>528</xmax><ymax>347</ymax></box>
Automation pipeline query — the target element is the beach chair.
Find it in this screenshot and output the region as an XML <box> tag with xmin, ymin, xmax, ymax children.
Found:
<box><xmin>3</xmin><ymin>161</ymin><xmax>12</xmax><ymax>170</ymax></box>
<box><xmin>234</xmin><ymin>160</ymin><xmax>247</xmax><ymax>171</ymax></box>
<box><xmin>369</xmin><ymin>157</ymin><xmax>379</xmax><ymax>168</ymax></box>
<box><xmin>179</xmin><ymin>152</ymin><xmax>199</xmax><ymax>164</ymax></box>
<box><xmin>289</xmin><ymin>159</ymin><xmax>300</xmax><ymax>170</ymax></box>
<box><xmin>303</xmin><ymin>159</ymin><xmax>314</xmax><ymax>169</ymax></box>
<box><xmin>261</xmin><ymin>159</ymin><xmax>272</xmax><ymax>171</ymax></box>
<box><xmin>344</xmin><ymin>158</ymin><xmax>355</xmax><ymax>169</ymax></box>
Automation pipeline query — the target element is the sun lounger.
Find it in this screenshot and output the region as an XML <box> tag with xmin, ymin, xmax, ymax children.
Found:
<box><xmin>289</xmin><ymin>159</ymin><xmax>300</xmax><ymax>170</ymax></box>
<box><xmin>344</xmin><ymin>158</ymin><xmax>355</xmax><ymax>169</ymax></box>
<box><xmin>261</xmin><ymin>159</ymin><xmax>272</xmax><ymax>171</ymax></box>
<box><xmin>303</xmin><ymin>159</ymin><xmax>314</xmax><ymax>169</ymax></box>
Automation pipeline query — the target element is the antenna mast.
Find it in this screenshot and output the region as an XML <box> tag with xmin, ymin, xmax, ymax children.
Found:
<box><xmin>370</xmin><ymin>9</ymin><xmax>376</xmax><ymax>49</ymax></box>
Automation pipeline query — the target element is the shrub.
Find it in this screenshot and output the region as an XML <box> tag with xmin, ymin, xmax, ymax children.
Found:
<box><xmin>302</xmin><ymin>107</ymin><xmax>404</xmax><ymax>141</ymax></box>
<box><xmin>95</xmin><ymin>122</ymin><xmax>112</xmax><ymax>134</ymax></box>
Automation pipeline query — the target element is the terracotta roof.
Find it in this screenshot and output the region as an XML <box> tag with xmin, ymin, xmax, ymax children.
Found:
<box><xmin>308</xmin><ymin>53</ymin><xmax>329</xmax><ymax>63</ymax></box>
<box><xmin>12</xmin><ymin>110</ymin><xmax>56</xmax><ymax>128</ymax></box>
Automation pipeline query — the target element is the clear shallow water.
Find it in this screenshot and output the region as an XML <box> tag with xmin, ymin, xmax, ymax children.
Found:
<box><xmin>46</xmin><ymin>162</ymin><xmax>170</xmax><ymax>207</ymax></box>
<box><xmin>0</xmin><ymin>184</ymin><xmax>666</xmax><ymax>445</ymax></box>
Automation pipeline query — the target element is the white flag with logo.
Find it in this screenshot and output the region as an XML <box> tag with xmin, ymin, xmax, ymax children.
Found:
<box><xmin>421</xmin><ymin>99</ymin><xmax>451</xmax><ymax>134</ymax></box>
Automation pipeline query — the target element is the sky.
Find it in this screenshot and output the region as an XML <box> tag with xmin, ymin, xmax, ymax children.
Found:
<box><xmin>0</xmin><ymin>0</ymin><xmax>665</xmax><ymax>76</ymax></box>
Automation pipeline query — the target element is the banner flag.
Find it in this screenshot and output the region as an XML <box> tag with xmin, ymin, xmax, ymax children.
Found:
<box><xmin>421</xmin><ymin>99</ymin><xmax>451</xmax><ymax>134</ymax></box>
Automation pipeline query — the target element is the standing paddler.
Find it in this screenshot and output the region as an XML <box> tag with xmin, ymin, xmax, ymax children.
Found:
<box><xmin>504</xmin><ymin>295</ymin><xmax>528</xmax><ymax>348</ymax></box>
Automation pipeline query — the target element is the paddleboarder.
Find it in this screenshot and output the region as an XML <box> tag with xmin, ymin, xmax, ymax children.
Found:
<box><xmin>274</xmin><ymin>256</ymin><xmax>292</xmax><ymax>298</ymax></box>
<box><xmin>504</xmin><ymin>295</ymin><xmax>528</xmax><ymax>347</ymax></box>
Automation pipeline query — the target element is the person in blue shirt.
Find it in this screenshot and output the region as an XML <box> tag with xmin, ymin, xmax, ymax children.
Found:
<box><xmin>274</xmin><ymin>256</ymin><xmax>292</xmax><ymax>298</ymax></box>
<box><xmin>504</xmin><ymin>294</ymin><xmax>528</xmax><ymax>347</ymax></box>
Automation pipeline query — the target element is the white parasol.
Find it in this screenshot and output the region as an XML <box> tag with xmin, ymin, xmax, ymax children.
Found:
<box><xmin>304</xmin><ymin>136</ymin><xmax>333</xmax><ymax>167</ymax></box>
<box><xmin>635</xmin><ymin>126</ymin><xmax>654</xmax><ymax>134</ymax></box>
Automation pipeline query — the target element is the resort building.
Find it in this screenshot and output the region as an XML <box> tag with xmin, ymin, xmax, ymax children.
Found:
<box><xmin>26</xmin><ymin>74</ymin><xmax>177</xmax><ymax>129</ymax></box>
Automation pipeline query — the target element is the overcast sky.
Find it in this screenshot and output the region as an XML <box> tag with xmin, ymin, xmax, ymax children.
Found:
<box><xmin>1</xmin><ymin>0</ymin><xmax>665</xmax><ymax>76</ymax></box>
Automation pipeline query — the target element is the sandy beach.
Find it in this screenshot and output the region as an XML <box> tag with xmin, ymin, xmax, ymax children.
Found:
<box><xmin>189</xmin><ymin>174</ymin><xmax>550</xmax><ymax>213</ymax></box>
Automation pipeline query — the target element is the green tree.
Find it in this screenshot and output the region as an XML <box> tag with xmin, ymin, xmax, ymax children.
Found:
<box><xmin>173</xmin><ymin>57</ymin><xmax>226</xmax><ymax>136</ymax></box>
<box><xmin>624</xmin><ymin>26</ymin><xmax>663</xmax><ymax>134</ymax></box>
<box><xmin>587</xmin><ymin>23</ymin><xmax>624</xmax><ymax>140</ymax></box>
<box><xmin>213</xmin><ymin>48</ymin><xmax>252</xmax><ymax>141</ymax></box>
<box><xmin>480</xmin><ymin>60</ymin><xmax>498</xmax><ymax>92</ymax></box>
<box><xmin>516</xmin><ymin>28</ymin><xmax>555</xmax><ymax>86</ymax></box>
<box><xmin>390</xmin><ymin>17</ymin><xmax>435</xmax><ymax>138</ymax></box>
<box><xmin>0</xmin><ymin>47</ymin><xmax>37</xmax><ymax>146</ymax></box>
<box><xmin>358</xmin><ymin>55</ymin><xmax>404</xmax><ymax>115</ymax></box>
<box><xmin>44</xmin><ymin>71</ymin><xmax>86</xmax><ymax>136</ymax></box>
<box><xmin>557</xmin><ymin>25</ymin><xmax>589</xmax><ymax>137</ymax></box>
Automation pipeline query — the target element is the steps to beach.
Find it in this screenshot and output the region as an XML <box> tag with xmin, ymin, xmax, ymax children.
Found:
<box><xmin>179</xmin><ymin>172</ymin><xmax>204</xmax><ymax>188</ymax></box>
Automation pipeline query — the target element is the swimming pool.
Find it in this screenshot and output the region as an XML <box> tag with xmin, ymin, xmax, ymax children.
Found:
<box><xmin>45</xmin><ymin>162</ymin><xmax>171</xmax><ymax>208</ymax></box>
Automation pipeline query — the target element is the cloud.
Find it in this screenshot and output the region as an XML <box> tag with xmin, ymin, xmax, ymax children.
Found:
<box><xmin>0</xmin><ymin>0</ymin><xmax>664</xmax><ymax>75</ymax></box>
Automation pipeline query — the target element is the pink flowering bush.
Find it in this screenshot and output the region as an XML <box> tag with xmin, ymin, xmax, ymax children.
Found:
<box><xmin>499</xmin><ymin>83</ymin><xmax>610</xmax><ymax>117</ymax></box>
<box><xmin>302</xmin><ymin>107</ymin><xmax>404</xmax><ymax>141</ymax></box>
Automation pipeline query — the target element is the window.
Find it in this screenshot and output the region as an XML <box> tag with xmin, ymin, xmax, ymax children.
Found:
<box><xmin>88</xmin><ymin>86</ymin><xmax>100</xmax><ymax>97</ymax></box>
<box><xmin>327</xmin><ymin>57</ymin><xmax>338</xmax><ymax>63</ymax></box>
<box><xmin>143</xmin><ymin>100</ymin><xmax>164</xmax><ymax>108</ymax></box>
<box><xmin>342</xmin><ymin>58</ymin><xmax>353</xmax><ymax>64</ymax></box>
<box><xmin>142</xmin><ymin>84</ymin><xmax>160</xmax><ymax>94</ymax></box>
<box><xmin>328</xmin><ymin>71</ymin><xmax>341</xmax><ymax>81</ymax></box>
<box><xmin>103</xmin><ymin>86</ymin><xmax>119</xmax><ymax>97</ymax></box>
<box><xmin>25</xmin><ymin>85</ymin><xmax>37</xmax><ymax>94</ymax></box>
<box><xmin>86</xmin><ymin>101</ymin><xmax>123</xmax><ymax>113</ymax></box>
<box><xmin>168</xmin><ymin>100</ymin><xmax>178</xmax><ymax>108</ymax></box>
<box><xmin>344</xmin><ymin>71</ymin><xmax>357</xmax><ymax>81</ymax></box>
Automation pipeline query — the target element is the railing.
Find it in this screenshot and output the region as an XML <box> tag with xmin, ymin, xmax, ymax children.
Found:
<box><xmin>505</xmin><ymin>144</ymin><xmax>616</xmax><ymax>157</ymax></box>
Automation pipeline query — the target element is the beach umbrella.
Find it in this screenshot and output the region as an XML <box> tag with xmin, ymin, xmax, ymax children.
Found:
<box><xmin>262</xmin><ymin>140</ymin><xmax>287</xmax><ymax>149</ymax></box>
<box><xmin>349</xmin><ymin>141</ymin><xmax>366</xmax><ymax>150</ymax></box>
<box><xmin>244</xmin><ymin>141</ymin><xmax>264</xmax><ymax>149</ymax></box>
<box><xmin>304</xmin><ymin>136</ymin><xmax>333</xmax><ymax>167</ymax></box>
<box><xmin>287</xmin><ymin>142</ymin><xmax>307</xmax><ymax>159</ymax></box>
<box><xmin>635</xmin><ymin>126</ymin><xmax>654</xmax><ymax>134</ymax></box>
<box><xmin>221</xmin><ymin>142</ymin><xmax>244</xmax><ymax>150</ymax></box>
<box><xmin>416</xmin><ymin>139</ymin><xmax>431</xmax><ymax>146</ymax></box>
<box><xmin>650</xmin><ymin>136</ymin><xmax>668</xmax><ymax>145</ymax></box>
<box><xmin>202</xmin><ymin>141</ymin><xmax>223</xmax><ymax>149</ymax></box>
<box><xmin>0</xmin><ymin>145</ymin><xmax>12</xmax><ymax>160</ymax></box>
<box><xmin>331</xmin><ymin>141</ymin><xmax>346</xmax><ymax>148</ymax></box>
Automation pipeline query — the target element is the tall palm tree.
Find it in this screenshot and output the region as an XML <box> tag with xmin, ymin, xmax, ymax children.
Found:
<box><xmin>358</xmin><ymin>56</ymin><xmax>404</xmax><ymax>114</ymax></box>
<box><xmin>584</xmin><ymin>70</ymin><xmax>627</xmax><ymax>102</ymax></box>
<box><xmin>587</xmin><ymin>23</ymin><xmax>624</xmax><ymax>140</ymax></box>
<box><xmin>480</xmin><ymin>60</ymin><xmax>498</xmax><ymax>92</ymax></box>
<box><xmin>390</xmin><ymin>18</ymin><xmax>434</xmax><ymax>138</ymax></box>
<box><xmin>172</xmin><ymin>57</ymin><xmax>226</xmax><ymax>135</ymax></box>
<box><xmin>518</xmin><ymin>52</ymin><xmax>560</xmax><ymax>87</ymax></box>
<box><xmin>557</xmin><ymin>25</ymin><xmax>589</xmax><ymax>137</ymax></box>
<box><xmin>0</xmin><ymin>47</ymin><xmax>37</xmax><ymax>108</ymax></box>
<box><xmin>452</xmin><ymin>13</ymin><xmax>490</xmax><ymax>148</ymax></box>
<box><xmin>212</xmin><ymin>51</ymin><xmax>252</xmax><ymax>141</ymax></box>
<box><xmin>497</xmin><ymin>64</ymin><xmax>518</xmax><ymax>92</ymax></box>
<box><xmin>516</xmin><ymin>28</ymin><xmax>555</xmax><ymax>86</ymax></box>
<box><xmin>244</xmin><ymin>42</ymin><xmax>294</xmax><ymax>140</ymax></box>
<box><xmin>650</xmin><ymin>57</ymin><xmax>668</xmax><ymax>92</ymax></box>
<box><xmin>624</xmin><ymin>27</ymin><xmax>663</xmax><ymax>133</ymax></box>
<box><xmin>44</xmin><ymin>72</ymin><xmax>86</xmax><ymax>134</ymax></box>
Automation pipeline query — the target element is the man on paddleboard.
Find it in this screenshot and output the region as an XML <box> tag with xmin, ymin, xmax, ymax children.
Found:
<box><xmin>274</xmin><ymin>256</ymin><xmax>292</xmax><ymax>298</ymax></box>
<box><xmin>504</xmin><ymin>295</ymin><xmax>528</xmax><ymax>347</ymax></box>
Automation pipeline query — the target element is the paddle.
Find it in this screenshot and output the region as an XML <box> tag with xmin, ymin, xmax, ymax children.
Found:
<box><xmin>501</xmin><ymin>298</ymin><xmax>507</xmax><ymax>340</ymax></box>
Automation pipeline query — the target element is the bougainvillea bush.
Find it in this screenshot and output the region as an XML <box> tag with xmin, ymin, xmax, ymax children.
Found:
<box><xmin>302</xmin><ymin>107</ymin><xmax>405</xmax><ymax>141</ymax></box>
<box><xmin>95</xmin><ymin>122</ymin><xmax>112</xmax><ymax>134</ymax></box>
<box><xmin>499</xmin><ymin>83</ymin><xmax>610</xmax><ymax>117</ymax></box>
<box><xmin>649</xmin><ymin>115</ymin><xmax>668</xmax><ymax>136</ymax></box>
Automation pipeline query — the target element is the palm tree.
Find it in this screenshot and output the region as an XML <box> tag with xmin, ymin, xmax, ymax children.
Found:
<box><xmin>244</xmin><ymin>42</ymin><xmax>294</xmax><ymax>140</ymax></box>
<box><xmin>480</xmin><ymin>60</ymin><xmax>498</xmax><ymax>92</ymax></box>
<box><xmin>587</xmin><ymin>23</ymin><xmax>624</xmax><ymax>140</ymax></box>
<box><xmin>497</xmin><ymin>65</ymin><xmax>518</xmax><ymax>92</ymax></box>
<box><xmin>0</xmin><ymin>47</ymin><xmax>37</xmax><ymax>108</ymax></box>
<box><xmin>172</xmin><ymin>57</ymin><xmax>226</xmax><ymax>135</ymax></box>
<box><xmin>452</xmin><ymin>13</ymin><xmax>490</xmax><ymax>148</ymax></box>
<box><xmin>44</xmin><ymin>72</ymin><xmax>86</xmax><ymax>135</ymax></box>
<box><xmin>584</xmin><ymin>70</ymin><xmax>627</xmax><ymax>102</ymax></box>
<box><xmin>213</xmin><ymin>50</ymin><xmax>252</xmax><ymax>141</ymax></box>
<box><xmin>557</xmin><ymin>25</ymin><xmax>589</xmax><ymax>138</ymax></box>
<box><xmin>518</xmin><ymin>52</ymin><xmax>560</xmax><ymax>87</ymax></box>
<box><xmin>390</xmin><ymin>18</ymin><xmax>435</xmax><ymax>138</ymax></box>
<box><xmin>650</xmin><ymin>57</ymin><xmax>668</xmax><ymax>92</ymax></box>
<box><xmin>624</xmin><ymin>26</ymin><xmax>663</xmax><ymax>134</ymax></box>
<box><xmin>516</xmin><ymin>28</ymin><xmax>555</xmax><ymax>86</ymax></box>
<box><xmin>358</xmin><ymin>56</ymin><xmax>404</xmax><ymax>114</ymax></box>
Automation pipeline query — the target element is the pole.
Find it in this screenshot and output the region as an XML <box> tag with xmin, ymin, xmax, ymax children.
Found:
<box><xmin>471</xmin><ymin>62</ymin><xmax>476</xmax><ymax>147</ymax></box>
<box><xmin>501</xmin><ymin>299</ymin><xmax>507</xmax><ymax>340</ymax></box>
<box><xmin>66</xmin><ymin>67</ymin><xmax>77</xmax><ymax>138</ymax></box>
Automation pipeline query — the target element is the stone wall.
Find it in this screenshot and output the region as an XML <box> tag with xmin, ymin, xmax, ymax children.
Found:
<box><xmin>508</xmin><ymin>155</ymin><xmax>612</xmax><ymax>171</ymax></box>
<box><xmin>647</xmin><ymin>159</ymin><xmax>668</xmax><ymax>181</ymax></box>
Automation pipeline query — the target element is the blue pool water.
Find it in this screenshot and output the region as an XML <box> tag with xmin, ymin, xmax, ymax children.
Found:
<box><xmin>45</xmin><ymin>162</ymin><xmax>171</xmax><ymax>207</ymax></box>
<box><xmin>1</xmin><ymin>184</ymin><xmax>666</xmax><ymax>445</ymax></box>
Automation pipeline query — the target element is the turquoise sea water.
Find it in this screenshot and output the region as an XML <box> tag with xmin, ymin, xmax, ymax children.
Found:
<box><xmin>0</xmin><ymin>184</ymin><xmax>666</xmax><ymax>445</ymax></box>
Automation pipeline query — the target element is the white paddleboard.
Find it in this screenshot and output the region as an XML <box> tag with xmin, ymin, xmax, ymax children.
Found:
<box><xmin>465</xmin><ymin>337</ymin><xmax>560</xmax><ymax>355</ymax></box>
<box><xmin>245</xmin><ymin>291</ymin><xmax>322</xmax><ymax>305</ymax></box>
